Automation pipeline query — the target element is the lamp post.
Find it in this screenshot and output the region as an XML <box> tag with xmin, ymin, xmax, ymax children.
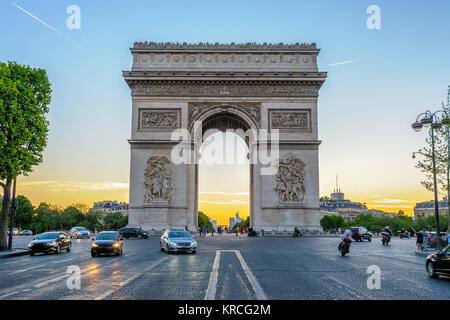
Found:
<box><xmin>412</xmin><ymin>110</ymin><xmax>446</xmax><ymax>251</ymax></box>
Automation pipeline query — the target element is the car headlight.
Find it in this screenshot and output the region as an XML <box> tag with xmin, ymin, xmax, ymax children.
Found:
<box><xmin>169</xmin><ymin>241</ymin><xmax>177</xmax><ymax>247</ymax></box>
<box><xmin>28</xmin><ymin>243</ymin><xmax>33</xmax><ymax>248</ymax></box>
<box><xmin>50</xmin><ymin>242</ymin><xmax>57</xmax><ymax>247</ymax></box>
<box><xmin>191</xmin><ymin>241</ymin><xmax>197</xmax><ymax>246</ymax></box>
<box><xmin>92</xmin><ymin>243</ymin><xmax>99</xmax><ymax>248</ymax></box>
<box><xmin>113</xmin><ymin>242</ymin><xmax>120</xmax><ymax>248</ymax></box>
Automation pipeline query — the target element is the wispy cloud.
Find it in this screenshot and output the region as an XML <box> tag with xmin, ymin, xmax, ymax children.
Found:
<box><xmin>199</xmin><ymin>200</ymin><xmax>248</xmax><ymax>205</ymax></box>
<box><xmin>373</xmin><ymin>198</ymin><xmax>416</xmax><ymax>204</ymax></box>
<box><xmin>11</xmin><ymin>2</ymin><xmax>82</xmax><ymax>48</ymax></box>
<box><xmin>19</xmin><ymin>181</ymin><xmax>128</xmax><ymax>191</ymax></box>
<box><xmin>328</xmin><ymin>59</ymin><xmax>358</xmax><ymax>67</ymax></box>
<box><xmin>199</xmin><ymin>191</ymin><xmax>249</xmax><ymax>196</ymax></box>
<box><xmin>372</xmin><ymin>205</ymin><xmax>413</xmax><ymax>208</ymax></box>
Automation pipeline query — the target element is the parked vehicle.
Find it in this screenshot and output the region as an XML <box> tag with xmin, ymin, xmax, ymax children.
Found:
<box><xmin>69</xmin><ymin>226</ymin><xmax>90</xmax><ymax>239</ymax></box>
<box><xmin>426</xmin><ymin>245</ymin><xmax>450</xmax><ymax>278</ymax></box>
<box><xmin>19</xmin><ymin>229</ymin><xmax>33</xmax><ymax>236</ymax></box>
<box><xmin>338</xmin><ymin>237</ymin><xmax>352</xmax><ymax>256</ymax></box>
<box><xmin>160</xmin><ymin>230</ymin><xmax>197</xmax><ymax>254</ymax></box>
<box><xmin>349</xmin><ymin>227</ymin><xmax>372</xmax><ymax>242</ymax></box>
<box><xmin>28</xmin><ymin>232</ymin><xmax>71</xmax><ymax>256</ymax></box>
<box><xmin>7</xmin><ymin>228</ymin><xmax>19</xmax><ymax>236</ymax></box>
<box><xmin>119</xmin><ymin>227</ymin><xmax>149</xmax><ymax>239</ymax></box>
<box><xmin>381</xmin><ymin>231</ymin><xmax>391</xmax><ymax>245</ymax></box>
<box><xmin>91</xmin><ymin>231</ymin><xmax>123</xmax><ymax>257</ymax></box>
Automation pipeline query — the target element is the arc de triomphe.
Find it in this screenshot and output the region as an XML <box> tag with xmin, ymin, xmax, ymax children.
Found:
<box><xmin>123</xmin><ymin>42</ymin><xmax>327</xmax><ymax>231</ymax></box>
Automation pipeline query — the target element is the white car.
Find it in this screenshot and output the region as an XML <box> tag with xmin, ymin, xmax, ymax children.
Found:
<box><xmin>69</xmin><ymin>227</ymin><xmax>90</xmax><ymax>239</ymax></box>
<box><xmin>19</xmin><ymin>230</ymin><xmax>33</xmax><ymax>236</ymax></box>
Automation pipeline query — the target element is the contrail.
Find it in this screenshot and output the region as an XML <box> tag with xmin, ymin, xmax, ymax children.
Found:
<box><xmin>11</xmin><ymin>2</ymin><xmax>82</xmax><ymax>48</ymax></box>
<box><xmin>328</xmin><ymin>59</ymin><xmax>358</xmax><ymax>67</ymax></box>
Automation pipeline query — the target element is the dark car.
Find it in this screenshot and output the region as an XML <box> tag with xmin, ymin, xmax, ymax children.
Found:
<box><xmin>119</xmin><ymin>227</ymin><xmax>149</xmax><ymax>239</ymax></box>
<box><xmin>91</xmin><ymin>231</ymin><xmax>123</xmax><ymax>256</ymax></box>
<box><xmin>426</xmin><ymin>245</ymin><xmax>450</xmax><ymax>278</ymax></box>
<box><xmin>349</xmin><ymin>227</ymin><xmax>372</xmax><ymax>242</ymax></box>
<box><xmin>28</xmin><ymin>232</ymin><xmax>71</xmax><ymax>256</ymax></box>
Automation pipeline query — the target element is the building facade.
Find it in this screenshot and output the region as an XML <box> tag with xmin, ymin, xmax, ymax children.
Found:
<box><xmin>91</xmin><ymin>201</ymin><xmax>129</xmax><ymax>215</ymax></box>
<box><xmin>414</xmin><ymin>198</ymin><xmax>449</xmax><ymax>220</ymax></box>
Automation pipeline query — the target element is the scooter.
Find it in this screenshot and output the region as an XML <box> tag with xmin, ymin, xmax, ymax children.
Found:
<box><xmin>381</xmin><ymin>232</ymin><xmax>391</xmax><ymax>245</ymax></box>
<box><xmin>338</xmin><ymin>237</ymin><xmax>352</xmax><ymax>256</ymax></box>
<box><xmin>292</xmin><ymin>229</ymin><xmax>304</xmax><ymax>238</ymax></box>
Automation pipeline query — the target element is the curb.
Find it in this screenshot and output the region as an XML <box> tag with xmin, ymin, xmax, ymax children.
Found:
<box><xmin>0</xmin><ymin>249</ymin><xmax>29</xmax><ymax>259</ymax></box>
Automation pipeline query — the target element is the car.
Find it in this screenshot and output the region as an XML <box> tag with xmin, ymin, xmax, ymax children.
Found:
<box><xmin>19</xmin><ymin>229</ymin><xmax>33</xmax><ymax>236</ymax></box>
<box><xmin>397</xmin><ymin>230</ymin><xmax>410</xmax><ymax>239</ymax></box>
<box><xmin>91</xmin><ymin>231</ymin><xmax>123</xmax><ymax>257</ymax></box>
<box><xmin>426</xmin><ymin>245</ymin><xmax>450</xmax><ymax>278</ymax></box>
<box><xmin>28</xmin><ymin>232</ymin><xmax>71</xmax><ymax>256</ymax></box>
<box><xmin>424</xmin><ymin>232</ymin><xmax>448</xmax><ymax>249</ymax></box>
<box><xmin>119</xmin><ymin>227</ymin><xmax>149</xmax><ymax>239</ymax></box>
<box><xmin>160</xmin><ymin>229</ymin><xmax>197</xmax><ymax>254</ymax></box>
<box><xmin>69</xmin><ymin>226</ymin><xmax>90</xmax><ymax>239</ymax></box>
<box><xmin>7</xmin><ymin>228</ymin><xmax>19</xmax><ymax>236</ymax></box>
<box><xmin>349</xmin><ymin>227</ymin><xmax>372</xmax><ymax>242</ymax></box>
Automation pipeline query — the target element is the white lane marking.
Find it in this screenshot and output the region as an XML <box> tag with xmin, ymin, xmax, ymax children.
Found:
<box><xmin>94</xmin><ymin>257</ymin><xmax>168</xmax><ymax>300</ymax></box>
<box><xmin>33</xmin><ymin>264</ymin><xmax>99</xmax><ymax>288</ymax></box>
<box><xmin>53</xmin><ymin>257</ymin><xmax>78</xmax><ymax>264</ymax></box>
<box><xmin>234</xmin><ymin>250</ymin><xmax>268</xmax><ymax>300</ymax></box>
<box><xmin>204</xmin><ymin>250</ymin><xmax>221</xmax><ymax>300</ymax></box>
<box><xmin>0</xmin><ymin>291</ymin><xmax>19</xmax><ymax>299</ymax></box>
<box><xmin>11</xmin><ymin>264</ymin><xmax>45</xmax><ymax>275</ymax></box>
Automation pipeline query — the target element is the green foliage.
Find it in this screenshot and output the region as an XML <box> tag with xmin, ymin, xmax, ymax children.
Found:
<box><xmin>0</xmin><ymin>61</ymin><xmax>51</xmax><ymax>249</ymax></box>
<box><xmin>13</xmin><ymin>195</ymin><xmax>34</xmax><ymax>229</ymax></box>
<box><xmin>320</xmin><ymin>215</ymin><xmax>346</xmax><ymax>231</ymax></box>
<box><xmin>102</xmin><ymin>211</ymin><xmax>128</xmax><ymax>230</ymax></box>
<box><xmin>198</xmin><ymin>211</ymin><xmax>214</xmax><ymax>231</ymax></box>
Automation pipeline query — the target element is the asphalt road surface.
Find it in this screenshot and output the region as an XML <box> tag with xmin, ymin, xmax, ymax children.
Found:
<box><xmin>0</xmin><ymin>234</ymin><xmax>449</xmax><ymax>300</ymax></box>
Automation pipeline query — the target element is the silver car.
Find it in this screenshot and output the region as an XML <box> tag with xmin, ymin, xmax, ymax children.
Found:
<box><xmin>69</xmin><ymin>226</ymin><xmax>90</xmax><ymax>239</ymax></box>
<box><xmin>160</xmin><ymin>230</ymin><xmax>197</xmax><ymax>254</ymax></box>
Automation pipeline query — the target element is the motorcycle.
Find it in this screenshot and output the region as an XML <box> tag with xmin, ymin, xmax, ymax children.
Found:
<box><xmin>381</xmin><ymin>232</ymin><xmax>391</xmax><ymax>245</ymax></box>
<box><xmin>338</xmin><ymin>237</ymin><xmax>352</xmax><ymax>256</ymax></box>
<box><xmin>292</xmin><ymin>229</ymin><xmax>304</xmax><ymax>238</ymax></box>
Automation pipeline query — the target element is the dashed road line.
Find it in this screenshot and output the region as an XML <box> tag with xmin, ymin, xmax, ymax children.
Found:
<box><xmin>11</xmin><ymin>264</ymin><xmax>45</xmax><ymax>275</ymax></box>
<box><xmin>0</xmin><ymin>291</ymin><xmax>19</xmax><ymax>299</ymax></box>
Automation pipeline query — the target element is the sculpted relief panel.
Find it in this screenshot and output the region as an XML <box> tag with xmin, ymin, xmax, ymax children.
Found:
<box><xmin>144</xmin><ymin>156</ymin><xmax>172</xmax><ymax>202</ymax></box>
<box><xmin>270</xmin><ymin>110</ymin><xmax>310</xmax><ymax>130</ymax></box>
<box><xmin>274</xmin><ymin>154</ymin><xmax>306</xmax><ymax>202</ymax></box>
<box><xmin>139</xmin><ymin>109</ymin><xmax>180</xmax><ymax>130</ymax></box>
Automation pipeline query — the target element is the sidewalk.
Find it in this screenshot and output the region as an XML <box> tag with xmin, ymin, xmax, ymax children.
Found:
<box><xmin>0</xmin><ymin>248</ymin><xmax>29</xmax><ymax>259</ymax></box>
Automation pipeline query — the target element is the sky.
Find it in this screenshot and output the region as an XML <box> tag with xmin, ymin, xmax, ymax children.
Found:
<box><xmin>0</xmin><ymin>0</ymin><xmax>449</xmax><ymax>225</ymax></box>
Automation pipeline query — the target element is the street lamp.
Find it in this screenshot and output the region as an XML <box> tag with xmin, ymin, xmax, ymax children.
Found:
<box><xmin>412</xmin><ymin>109</ymin><xmax>446</xmax><ymax>251</ymax></box>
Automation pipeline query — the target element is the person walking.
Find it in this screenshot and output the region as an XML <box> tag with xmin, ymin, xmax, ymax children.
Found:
<box><xmin>416</xmin><ymin>229</ymin><xmax>424</xmax><ymax>251</ymax></box>
<box><xmin>261</xmin><ymin>229</ymin><xmax>264</xmax><ymax>237</ymax></box>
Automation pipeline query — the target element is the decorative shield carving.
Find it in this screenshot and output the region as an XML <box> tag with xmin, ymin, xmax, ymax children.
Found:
<box><xmin>144</xmin><ymin>156</ymin><xmax>172</xmax><ymax>202</ymax></box>
<box><xmin>275</xmin><ymin>154</ymin><xmax>306</xmax><ymax>202</ymax></box>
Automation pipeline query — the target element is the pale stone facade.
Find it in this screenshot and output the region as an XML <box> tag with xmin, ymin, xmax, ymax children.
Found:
<box><xmin>123</xmin><ymin>42</ymin><xmax>327</xmax><ymax>231</ymax></box>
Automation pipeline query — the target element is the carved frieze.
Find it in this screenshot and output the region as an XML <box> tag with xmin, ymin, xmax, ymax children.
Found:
<box><xmin>189</xmin><ymin>103</ymin><xmax>261</xmax><ymax>127</ymax></box>
<box><xmin>275</xmin><ymin>154</ymin><xmax>306</xmax><ymax>202</ymax></box>
<box><xmin>139</xmin><ymin>109</ymin><xmax>180</xmax><ymax>130</ymax></box>
<box><xmin>144</xmin><ymin>156</ymin><xmax>172</xmax><ymax>202</ymax></box>
<box><xmin>270</xmin><ymin>110</ymin><xmax>310</xmax><ymax>130</ymax></box>
<box><xmin>131</xmin><ymin>82</ymin><xmax>319</xmax><ymax>98</ymax></box>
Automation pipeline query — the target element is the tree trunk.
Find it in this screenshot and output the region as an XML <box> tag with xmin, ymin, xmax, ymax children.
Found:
<box><xmin>0</xmin><ymin>179</ymin><xmax>12</xmax><ymax>250</ymax></box>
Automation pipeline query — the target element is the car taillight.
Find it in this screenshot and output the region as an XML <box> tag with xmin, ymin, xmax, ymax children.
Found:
<box><xmin>383</xmin><ymin>235</ymin><xmax>386</xmax><ymax>238</ymax></box>
<box><xmin>429</xmin><ymin>238</ymin><xmax>434</xmax><ymax>242</ymax></box>
<box><xmin>427</xmin><ymin>233</ymin><xmax>430</xmax><ymax>236</ymax></box>
<box><xmin>357</xmin><ymin>232</ymin><xmax>360</xmax><ymax>235</ymax></box>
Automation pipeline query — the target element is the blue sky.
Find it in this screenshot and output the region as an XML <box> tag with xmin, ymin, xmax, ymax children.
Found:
<box><xmin>0</xmin><ymin>0</ymin><xmax>449</xmax><ymax>215</ymax></box>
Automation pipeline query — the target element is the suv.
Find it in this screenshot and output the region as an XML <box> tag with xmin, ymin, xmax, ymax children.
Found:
<box><xmin>119</xmin><ymin>227</ymin><xmax>149</xmax><ymax>239</ymax></box>
<box><xmin>350</xmin><ymin>227</ymin><xmax>372</xmax><ymax>242</ymax></box>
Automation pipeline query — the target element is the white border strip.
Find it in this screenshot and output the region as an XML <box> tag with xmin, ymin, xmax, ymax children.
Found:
<box><xmin>204</xmin><ymin>250</ymin><xmax>221</xmax><ymax>300</ymax></box>
<box><xmin>235</xmin><ymin>250</ymin><xmax>267</xmax><ymax>300</ymax></box>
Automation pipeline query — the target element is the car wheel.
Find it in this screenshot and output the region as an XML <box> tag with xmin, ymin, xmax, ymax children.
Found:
<box><xmin>67</xmin><ymin>243</ymin><xmax>71</xmax><ymax>252</ymax></box>
<box><xmin>160</xmin><ymin>244</ymin><xmax>164</xmax><ymax>252</ymax></box>
<box><xmin>91</xmin><ymin>251</ymin><xmax>96</xmax><ymax>257</ymax></box>
<box><xmin>368</xmin><ymin>238</ymin><xmax>372</xmax><ymax>242</ymax></box>
<box><xmin>192</xmin><ymin>251</ymin><xmax>197</xmax><ymax>254</ymax></box>
<box><xmin>30</xmin><ymin>251</ymin><xmax>35</xmax><ymax>256</ymax></box>
<box><xmin>56</xmin><ymin>245</ymin><xmax>61</xmax><ymax>254</ymax></box>
<box><xmin>426</xmin><ymin>261</ymin><xmax>438</xmax><ymax>278</ymax></box>
<box><xmin>166</xmin><ymin>245</ymin><xmax>171</xmax><ymax>254</ymax></box>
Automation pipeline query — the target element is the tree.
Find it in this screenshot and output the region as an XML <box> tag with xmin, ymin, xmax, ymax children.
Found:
<box><xmin>102</xmin><ymin>212</ymin><xmax>128</xmax><ymax>230</ymax></box>
<box><xmin>198</xmin><ymin>211</ymin><xmax>214</xmax><ymax>231</ymax></box>
<box><xmin>320</xmin><ymin>215</ymin><xmax>345</xmax><ymax>231</ymax></box>
<box><xmin>14</xmin><ymin>195</ymin><xmax>34</xmax><ymax>229</ymax></box>
<box><xmin>0</xmin><ymin>61</ymin><xmax>51</xmax><ymax>250</ymax></box>
<box><xmin>231</xmin><ymin>216</ymin><xmax>250</xmax><ymax>232</ymax></box>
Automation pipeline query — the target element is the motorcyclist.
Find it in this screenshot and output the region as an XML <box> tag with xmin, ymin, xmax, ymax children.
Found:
<box><xmin>338</xmin><ymin>229</ymin><xmax>352</xmax><ymax>253</ymax></box>
<box><xmin>381</xmin><ymin>226</ymin><xmax>392</xmax><ymax>243</ymax></box>
<box><xmin>293</xmin><ymin>226</ymin><xmax>302</xmax><ymax>237</ymax></box>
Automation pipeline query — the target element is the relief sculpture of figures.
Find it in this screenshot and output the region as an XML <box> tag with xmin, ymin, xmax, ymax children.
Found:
<box><xmin>140</xmin><ymin>111</ymin><xmax>178</xmax><ymax>129</ymax></box>
<box><xmin>144</xmin><ymin>156</ymin><xmax>172</xmax><ymax>202</ymax></box>
<box><xmin>275</xmin><ymin>154</ymin><xmax>306</xmax><ymax>202</ymax></box>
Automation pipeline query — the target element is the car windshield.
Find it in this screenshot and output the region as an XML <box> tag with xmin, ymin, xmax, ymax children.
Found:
<box><xmin>76</xmin><ymin>227</ymin><xmax>87</xmax><ymax>231</ymax></box>
<box><xmin>37</xmin><ymin>233</ymin><xmax>59</xmax><ymax>240</ymax></box>
<box><xmin>96</xmin><ymin>233</ymin><xmax>118</xmax><ymax>240</ymax></box>
<box><xmin>168</xmin><ymin>231</ymin><xmax>191</xmax><ymax>238</ymax></box>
